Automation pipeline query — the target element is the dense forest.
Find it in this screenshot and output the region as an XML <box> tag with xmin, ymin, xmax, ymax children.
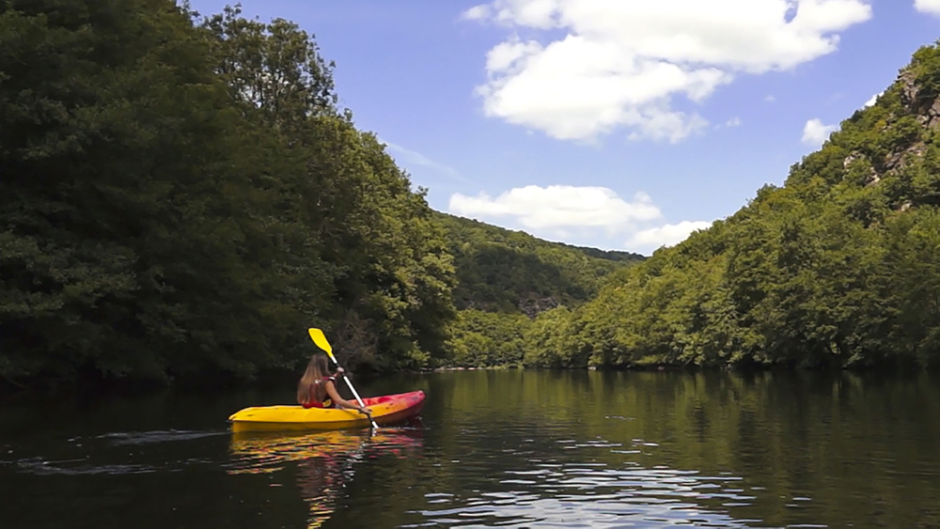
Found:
<box><xmin>433</xmin><ymin>46</ymin><xmax>940</xmax><ymax>372</ymax></box>
<box><xmin>0</xmin><ymin>0</ymin><xmax>640</xmax><ymax>387</ymax></box>
<box><xmin>520</xmin><ymin>44</ymin><xmax>940</xmax><ymax>370</ymax></box>
<box><xmin>436</xmin><ymin>213</ymin><xmax>642</xmax><ymax>368</ymax></box>
<box><xmin>0</xmin><ymin>0</ymin><xmax>461</xmax><ymax>386</ymax></box>
<box><xmin>438</xmin><ymin>213</ymin><xmax>642</xmax><ymax>314</ymax></box>
<box><xmin>5</xmin><ymin>0</ymin><xmax>940</xmax><ymax>390</ymax></box>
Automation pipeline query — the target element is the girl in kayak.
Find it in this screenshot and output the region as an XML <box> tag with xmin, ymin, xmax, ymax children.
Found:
<box><xmin>297</xmin><ymin>353</ymin><xmax>372</xmax><ymax>418</ymax></box>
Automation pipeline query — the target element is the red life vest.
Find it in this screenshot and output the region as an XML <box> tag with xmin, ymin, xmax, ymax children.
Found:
<box><xmin>302</xmin><ymin>375</ymin><xmax>338</xmax><ymax>409</ymax></box>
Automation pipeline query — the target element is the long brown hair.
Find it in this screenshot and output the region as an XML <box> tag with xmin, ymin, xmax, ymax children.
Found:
<box><xmin>297</xmin><ymin>353</ymin><xmax>332</xmax><ymax>405</ymax></box>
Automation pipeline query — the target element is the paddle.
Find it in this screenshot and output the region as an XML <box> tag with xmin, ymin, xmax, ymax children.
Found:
<box><xmin>307</xmin><ymin>328</ymin><xmax>379</xmax><ymax>430</ymax></box>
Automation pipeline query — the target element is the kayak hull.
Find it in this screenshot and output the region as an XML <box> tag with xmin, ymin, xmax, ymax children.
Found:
<box><xmin>228</xmin><ymin>390</ymin><xmax>426</xmax><ymax>433</ymax></box>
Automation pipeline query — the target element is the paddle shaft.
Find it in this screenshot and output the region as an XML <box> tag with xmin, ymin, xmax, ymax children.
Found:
<box><xmin>341</xmin><ymin>376</ymin><xmax>367</xmax><ymax>410</ymax></box>
<box><xmin>340</xmin><ymin>371</ymin><xmax>378</xmax><ymax>429</ymax></box>
<box><xmin>322</xmin><ymin>349</ymin><xmax>379</xmax><ymax>430</ymax></box>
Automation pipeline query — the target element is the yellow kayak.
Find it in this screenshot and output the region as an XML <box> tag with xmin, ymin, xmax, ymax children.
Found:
<box><xmin>228</xmin><ymin>390</ymin><xmax>426</xmax><ymax>433</ymax></box>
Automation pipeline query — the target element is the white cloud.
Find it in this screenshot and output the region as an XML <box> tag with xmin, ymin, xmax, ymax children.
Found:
<box><xmin>863</xmin><ymin>90</ymin><xmax>883</xmax><ymax>108</ymax></box>
<box><xmin>915</xmin><ymin>0</ymin><xmax>940</xmax><ymax>16</ymax></box>
<box><xmin>723</xmin><ymin>117</ymin><xmax>742</xmax><ymax>128</ymax></box>
<box><xmin>461</xmin><ymin>4</ymin><xmax>492</xmax><ymax>20</ymax></box>
<box><xmin>381</xmin><ymin>140</ymin><xmax>466</xmax><ymax>182</ymax></box>
<box><xmin>463</xmin><ymin>0</ymin><xmax>872</xmax><ymax>143</ymax></box>
<box><xmin>448</xmin><ymin>185</ymin><xmax>662</xmax><ymax>232</ymax></box>
<box><xmin>801</xmin><ymin>118</ymin><xmax>839</xmax><ymax>147</ymax></box>
<box><xmin>765</xmin><ymin>95</ymin><xmax>777</xmax><ymax>102</ymax></box>
<box><xmin>626</xmin><ymin>220</ymin><xmax>713</xmax><ymax>249</ymax></box>
<box><xmin>448</xmin><ymin>184</ymin><xmax>720</xmax><ymax>252</ymax></box>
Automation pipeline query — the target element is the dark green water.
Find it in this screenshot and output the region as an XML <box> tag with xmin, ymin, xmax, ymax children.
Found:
<box><xmin>2</xmin><ymin>370</ymin><xmax>940</xmax><ymax>528</ymax></box>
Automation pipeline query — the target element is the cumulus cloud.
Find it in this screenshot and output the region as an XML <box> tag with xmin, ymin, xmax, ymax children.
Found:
<box><xmin>448</xmin><ymin>184</ymin><xmax>719</xmax><ymax>252</ymax></box>
<box><xmin>448</xmin><ymin>185</ymin><xmax>662</xmax><ymax>232</ymax></box>
<box><xmin>626</xmin><ymin>221</ymin><xmax>713</xmax><ymax>249</ymax></box>
<box><xmin>462</xmin><ymin>0</ymin><xmax>872</xmax><ymax>143</ymax></box>
<box><xmin>802</xmin><ymin>118</ymin><xmax>839</xmax><ymax>147</ymax></box>
<box><xmin>722</xmin><ymin>117</ymin><xmax>742</xmax><ymax>128</ymax></box>
<box><xmin>915</xmin><ymin>0</ymin><xmax>940</xmax><ymax>16</ymax></box>
<box><xmin>863</xmin><ymin>91</ymin><xmax>883</xmax><ymax>108</ymax></box>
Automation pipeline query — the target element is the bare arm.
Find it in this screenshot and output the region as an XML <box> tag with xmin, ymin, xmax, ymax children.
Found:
<box><xmin>324</xmin><ymin>380</ymin><xmax>371</xmax><ymax>415</ymax></box>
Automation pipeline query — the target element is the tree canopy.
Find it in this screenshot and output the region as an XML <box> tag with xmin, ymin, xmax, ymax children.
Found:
<box><xmin>434</xmin><ymin>213</ymin><xmax>643</xmax><ymax>368</ymax></box>
<box><xmin>0</xmin><ymin>0</ymin><xmax>455</xmax><ymax>386</ymax></box>
<box><xmin>521</xmin><ymin>44</ymin><xmax>940</xmax><ymax>371</ymax></box>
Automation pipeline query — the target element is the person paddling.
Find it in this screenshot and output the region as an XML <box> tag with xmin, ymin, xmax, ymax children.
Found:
<box><xmin>297</xmin><ymin>353</ymin><xmax>372</xmax><ymax>419</ymax></box>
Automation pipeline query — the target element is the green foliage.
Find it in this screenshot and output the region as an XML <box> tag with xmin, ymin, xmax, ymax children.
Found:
<box><xmin>437</xmin><ymin>213</ymin><xmax>643</xmax><ymax>313</ymax></box>
<box><xmin>436</xmin><ymin>213</ymin><xmax>643</xmax><ymax>368</ymax></box>
<box><xmin>444</xmin><ymin>309</ymin><xmax>531</xmax><ymax>368</ymax></box>
<box><xmin>522</xmin><ymin>42</ymin><xmax>940</xmax><ymax>371</ymax></box>
<box><xmin>10</xmin><ymin>0</ymin><xmax>940</xmax><ymax>386</ymax></box>
<box><xmin>0</xmin><ymin>0</ymin><xmax>455</xmax><ymax>386</ymax></box>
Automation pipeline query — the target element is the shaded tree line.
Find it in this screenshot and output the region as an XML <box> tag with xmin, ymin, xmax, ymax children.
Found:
<box><xmin>0</xmin><ymin>0</ymin><xmax>454</xmax><ymax>386</ymax></box>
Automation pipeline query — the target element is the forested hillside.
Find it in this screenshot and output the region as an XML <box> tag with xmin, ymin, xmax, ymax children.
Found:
<box><xmin>436</xmin><ymin>213</ymin><xmax>643</xmax><ymax>368</ymax></box>
<box><xmin>521</xmin><ymin>43</ymin><xmax>940</xmax><ymax>370</ymax></box>
<box><xmin>0</xmin><ymin>0</ymin><xmax>641</xmax><ymax>387</ymax></box>
<box><xmin>0</xmin><ymin>1</ymin><xmax>457</xmax><ymax>386</ymax></box>
<box><xmin>7</xmin><ymin>0</ymin><xmax>938</xmax><ymax>389</ymax></box>
<box><xmin>437</xmin><ymin>213</ymin><xmax>643</xmax><ymax>314</ymax></box>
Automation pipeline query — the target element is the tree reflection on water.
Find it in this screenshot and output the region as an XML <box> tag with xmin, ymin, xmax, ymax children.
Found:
<box><xmin>227</xmin><ymin>422</ymin><xmax>424</xmax><ymax>528</ymax></box>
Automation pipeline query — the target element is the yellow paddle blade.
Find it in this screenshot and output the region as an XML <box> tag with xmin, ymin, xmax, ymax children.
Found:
<box><xmin>307</xmin><ymin>328</ymin><xmax>337</xmax><ymax>363</ymax></box>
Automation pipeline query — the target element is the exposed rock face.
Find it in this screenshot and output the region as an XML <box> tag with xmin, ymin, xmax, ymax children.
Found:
<box><xmin>840</xmin><ymin>67</ymin><xmax>936</xmax><ymax>191</ymax></box>
<box><xmin>899</xmin><ymin>70</ymin><xmax>920</xmax><ymax>109</ymax></box>
<box><xmin>898</xmin><ymin>68</ymin><xmax>940</xmax><ymax>123</ymax></box>
<box><xmin>843</xmin><ymin>153</ymin><xmax>858</xmax><ymax>168</ymax></box>
<box><xmin>842</xmin><ymin>150</ymin><xmax>879</xmax><ymax>186</ymax></box>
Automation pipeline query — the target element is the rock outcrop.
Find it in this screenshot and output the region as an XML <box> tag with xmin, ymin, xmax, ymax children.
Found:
<box><xmin>841</xmin><ymin>67</ymin><xmax>936</xmax><ymax>191</ymax></box>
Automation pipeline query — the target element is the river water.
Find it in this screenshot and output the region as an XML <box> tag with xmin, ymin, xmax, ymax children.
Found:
<box><xmin>2</xmin><ymin>370</ymin><xmax>939</xmax><ymax>528</ymax></box>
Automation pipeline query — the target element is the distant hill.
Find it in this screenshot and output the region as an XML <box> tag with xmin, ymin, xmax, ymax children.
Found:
<box><xmin>434</xmin><ymin>212</ymin><xmax>644</xmax><ymax>316</ymax></box>
<box><xmin>565</xmin><ymin>245</ymin><xmax>646</xmax><ymax>262</ymax></box>
<box><xmin>433</xmin><ymin>212</ymin><xmax>643</xmax><ymax>368</ymax></box>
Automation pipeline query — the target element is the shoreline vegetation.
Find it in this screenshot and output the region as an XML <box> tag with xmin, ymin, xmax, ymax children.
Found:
<box><xmin>4</xmin><ymin>1</ymin><xmax>940</xmax><ymax>393</ymax></box>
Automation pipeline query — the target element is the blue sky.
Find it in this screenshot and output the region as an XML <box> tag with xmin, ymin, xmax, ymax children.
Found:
<box><xmin>187</xmin><ymin>0</ymin><xmax>940</xmax><ymax>255</ymax></box>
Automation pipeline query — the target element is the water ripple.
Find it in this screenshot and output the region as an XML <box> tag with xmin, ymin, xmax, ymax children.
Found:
<box><xmin>407</xmin><ymin>435</ymin><xmax>775</xmax><ymax>529</ymax></box>
<box><xmin>95</xmin><ymin>429</ymin><xmax>226</xmax><ymax>446</ymax></box>
<box><xmin>12</xmin><ymin>456</ymin><xmax>158</xmax><ymax>476</ymax></box>
<box><xmin>4</xmin><ymin>429</ymin><xmax>227</xmax><ymax>476</ymax></box>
